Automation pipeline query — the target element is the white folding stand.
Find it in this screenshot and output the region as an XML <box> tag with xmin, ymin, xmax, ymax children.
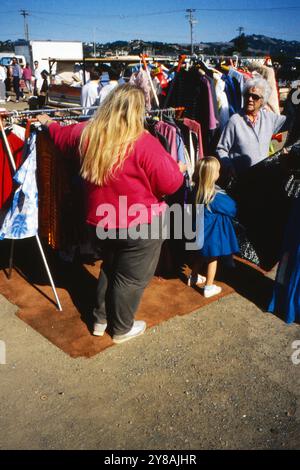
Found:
<box><xmin>0</xmin><ymin>117</ymin><xmax>62</xmax><ymax>311</ymax></box>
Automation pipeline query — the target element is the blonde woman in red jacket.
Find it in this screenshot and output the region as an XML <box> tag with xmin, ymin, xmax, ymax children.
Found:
<box><xmin>37</xmin><ymin>84</ymin><xmax>184</xmax><ymax>344</ymax></box>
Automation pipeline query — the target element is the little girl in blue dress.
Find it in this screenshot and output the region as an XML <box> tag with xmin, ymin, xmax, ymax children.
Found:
<box><xmin>188</xmin><ymin>156</ymin><xmax>239</xmax><ymax>298</ymax></box>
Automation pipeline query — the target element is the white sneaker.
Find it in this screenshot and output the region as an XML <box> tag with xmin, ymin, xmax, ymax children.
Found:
<box><xmin>93</xmin><ymin>322</ymin><xmax>107</xmax><ymax>336</ymax></box>
<box><xmin>187</xmin><ymin>274</ymin><xmax>206</xmax><ymax>286</ymax></box>
<box><xmin>204</xmin><ymin>285</ymin><xmax>222</xmax><ymax>298</ymax></box>
<box><xmin>113</xmin><ymin>320</ymin><xmax>146</xmax><ymax>344</ymax></box>
<box><xmin>6</xmin><ymin>96</ymin><xmax>11</xmax><ymax>102</ymax></box>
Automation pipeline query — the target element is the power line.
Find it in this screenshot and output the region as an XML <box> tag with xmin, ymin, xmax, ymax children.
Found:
<box><xmin>1</xmin><ymin>5</ymin><xmax>299</xmax><ymax>20</ymax></box>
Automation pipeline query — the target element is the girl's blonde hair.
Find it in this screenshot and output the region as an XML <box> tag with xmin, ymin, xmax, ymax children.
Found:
<box><xmin>79</xmin><ymin>84</ymin><xmax>145</xmax><ymax>186</ymax></box>
<box><xmin>193</xmin><ymin>156</ymin><xmax>221</xmax><ymax>205</ymax></box>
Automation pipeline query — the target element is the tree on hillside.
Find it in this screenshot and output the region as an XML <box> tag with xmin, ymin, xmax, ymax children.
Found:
<box><xmin>233</xmin><ymin>34</ymin><xmax>248</xmax><ymax>54</ymax></box>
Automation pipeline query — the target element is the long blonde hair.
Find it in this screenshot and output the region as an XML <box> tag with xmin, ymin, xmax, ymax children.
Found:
<box><xmin>193</xmin><ymin>157</ymin><xmax>221</xmax><ymax>205</ymax></box>
<box><xmin>79</xmin><ymin>84</ymin><xmax>145</xmax><ymax>186</ymax></box>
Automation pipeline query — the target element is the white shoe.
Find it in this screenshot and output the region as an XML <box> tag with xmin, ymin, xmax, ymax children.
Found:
<box><xmin>204</xmin><ymin>285</ymin><xmax>222</xmax><ymax>298</ymax></box>
<box><xmin>15</xmin><ymin>100</ymin><xmax>19</xmax><ymax>103</ymax></box>
<box><xmin>187</xmin><ymin>274</ymin><xmax>206</xmax><ymax>286</ymax></box>
<box><xmin>113</xmin><ymin>320</ymin><xmax>146</xmax><ymax>344</ymax></box>
<box><xmin>93</xmin><ymin>322</ymin><xmax>107</xmax><ymax>336</ymax></box>
<box><xmin>0</xmin><ymin>100</ymin><xmax>5</xmax><ymax>103</ymax></box>
<box><xmin>6</xmin><ymin>96</ymin><xmax>11</xmax><ymax>102</ymax></box>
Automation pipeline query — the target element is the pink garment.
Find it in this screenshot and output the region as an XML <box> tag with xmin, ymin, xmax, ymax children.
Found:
<box><xmin>129</xmin><ymin>69</ymin><xmax>152</xmax><ymax>111</ymax></box>
<box><xmin>183</xmin><ymin>118</ymin><xmax>204</xmax><ymax>159</ymax></box>
<box><xmin>203</xmin><ymin>75</ymin><xmax>218</xmax><ymax>130</ymax></box>
<box><xmin>155</xmin><ymin>121</ymin><xmax>178</xmax><ymax>161</ymax></box>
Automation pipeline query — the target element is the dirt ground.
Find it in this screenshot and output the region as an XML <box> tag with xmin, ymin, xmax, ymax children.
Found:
<box><xmin>0</xmin><ymin>286</ymin><xmax>300</xmax><ymax>450</ymax></box>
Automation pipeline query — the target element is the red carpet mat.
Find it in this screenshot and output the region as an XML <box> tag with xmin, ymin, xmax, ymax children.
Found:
<box><xmin>0</xmin><ymin>263</ymin><xmax>233</xmax><ymax>358</ymax></box>
<box><xmin>0</xmin><ymin>240</ymin><xmax>274</xmax><ymax>358</ymax></box>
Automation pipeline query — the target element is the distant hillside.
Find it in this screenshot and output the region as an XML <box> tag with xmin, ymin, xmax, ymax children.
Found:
<box><xmin>2</xmin><ymin>34</ymin><xmax>299</xmax><ymax>58</ymax></box>
<box><xmin>201</xmin><ymin>34</ymin><xmax>300</xmax><ymax>57</ymax></box>
<box><xmin>84</xmin><ymin>34</ymin><xmax>300</xmax><ymax>58</ymax></box>
<box><xmin>244</xmin><ymin>34</ymin><xmax>300</xmax><ymax>56</ymax></box>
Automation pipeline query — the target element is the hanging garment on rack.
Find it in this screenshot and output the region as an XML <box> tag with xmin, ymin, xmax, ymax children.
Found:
<box><xmin>0</xmin><ymin>130</ymin><xmax>24</xmax><ymax>210</ymax></box>
<box><xmin>176</xmin><ymin>133</ymin><xmax>185</xmax><ymax>163</ymax></box>
<box><xmin>154</xmin><ymin>121</ymin><xmax>178</xmax><ymax>161</ymax></box>
<box><xmin>205</xmin><ymin>74</ymin><xmax>220</xmax><ymax>127</ymax></box>
<box><xmin>36</xmin><ymin>129</ymin><xmax>84</xmax><ymax>250</ymax></box>
<box><xmin>0</xmin><ymin>132</ymin><xmax>38</xmax><ymax>240</ymax></box>
<box><xmin>284</xmin><ymin>93</ymin><xmax>300</xmax><ymax>148</ymax></box>
<box><xmin>145</xmin><ymin>118</ymin><xmax>171</xmax><ymax>153</ymax></box>
<box><xmin>129</xmin><ymin>69</ymin><xmax>152</xmax><ymax>111</ymax></box>
<box><xmin>228</xmin><ymin>68</ymin><xmax>246</xmax><ymax>110</ymax></box>
<box><xmin>268</xmin><ymin>197</ymin><xmax>300</xmax><ymax>324</ymax></box>
<box><xmin>167</xmin><ymin>68</ymin><xmax>220</xmax><ymax>154</ymax></box>
<box><xmin>175</xmin><ymin>120</ymin><xmax>200</xmax><ymax>175</ymax></box>
<box><xmin>12</xmin><ymin>124</ymin><xmax>26</xmax><ymax>141</ymax></box>
<box><xmin>214</xmin><ymin>74</ymin><xmax>230</xmax><ymax>130</ymax></box>
<box><xmin>221</xmin><ymin>73</ymin><xmax>240</xmax><ymax>116</ymax></box>
<box><xmin>183</xmin><ymin>118</ymin><xmax>204</xmax><ymax>159</ymax></box>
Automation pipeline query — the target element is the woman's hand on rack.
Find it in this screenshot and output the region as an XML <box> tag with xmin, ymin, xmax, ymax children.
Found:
<box><xmin>36</xmin><ymin>114</ymin><xmax>54</xmax><ymax>127</ymax></box>
<box><xmin>178</xmin><ymin>161</ymin><xmax>187</xmax><ymax>173</ymax></box>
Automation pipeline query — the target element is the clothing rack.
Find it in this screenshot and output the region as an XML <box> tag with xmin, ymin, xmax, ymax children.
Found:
<box><xmin>0</xmin><ymin>106</ymin><xmax>185</xmax><ymax>121</ymax></box>
<box><xmin>0</xmin><ymin>106</ymin><xmax>99</xmax><ymax>117</ymax></box>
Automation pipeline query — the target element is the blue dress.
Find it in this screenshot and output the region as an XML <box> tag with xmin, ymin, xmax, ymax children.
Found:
<box><xmin>268</xmin><ymin>197</ymin><xmax>300</xmax><ymax>324</ymax></box>
<box><xmin>196</xmin><ymin>191</ymin><xmax>240</xmax><ymax>258</ymax></box>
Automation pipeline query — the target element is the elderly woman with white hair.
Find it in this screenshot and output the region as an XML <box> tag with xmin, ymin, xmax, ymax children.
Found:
<box><xmin>216</xmin><ymin>76</ymin><xmax>287</xmax><ymax>175</ymax></box>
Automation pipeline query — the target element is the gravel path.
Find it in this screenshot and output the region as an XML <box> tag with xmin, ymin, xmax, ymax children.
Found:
<box><xmin>0</xmin><ymin>291</ymin><xmax>299</xmax><ymax>450</ymax></box>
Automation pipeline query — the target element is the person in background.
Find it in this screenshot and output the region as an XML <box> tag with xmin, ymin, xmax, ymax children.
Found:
<box><xmin>11</xmin><ymin>57</ymin><xmax>23</xmax><ymax>102</ymax></box>
<box><xmin>71</xmin><ymin>63</ymin><xmax>90</xmax><ymax>87</ymax></box>
<box><xmin>36</xmin><ymin>84</ymin><xmax>184</xmax><ymax>344</ymax></box>
<box><xmin>216</xmin><ymin>77</ymin><xmax>287</xmax><ymax>177</ymax></box>
<box><xmin>188</xmin><ymin>157</ymin><xmax>239</xmax><ymax>298</ymax></box>
<box><xmin>98</xmin><ymin>67</ymin><xmax>120</xmax><ymax>105</ymax></box>
<box><xmin>5</xmin><ymin>63</ymin><xmax>12</xmax><ymax>101</ymax></box>
<box><xmin>33</xmin><ymin>61</ymin><xmax>43</xmax><ymax>96</ymax></box>
<box><xmin>0</xmin><ymin>63</ymin><xmax>7</xmax><ymax>103</ymax></box>
<box><xmin>37</xmin><ymin>70</ymin><xmax>49</xmax><ymax>108</ymax></box>
<box><xmin>81</xmin><ymin>67</ymin><xmax>102</xmax><ymax>116</ymax></box>
<box><xmin>22</xmin><ymin>62</ymin><xmax>33</xmax><ymax>95</ymax></box>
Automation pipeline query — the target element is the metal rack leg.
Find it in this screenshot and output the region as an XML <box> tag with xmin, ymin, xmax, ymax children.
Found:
<box><xmin>8</xmin><ymin>240</ymin><xmax>15</xmax><ymax>279</ymax></box>
<box><xmin>35</xmin><ymin>234</ymin><xmax>63</xmax><ymax>311</ymax></box>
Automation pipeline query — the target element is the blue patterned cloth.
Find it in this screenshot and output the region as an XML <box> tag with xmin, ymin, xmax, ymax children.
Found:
<box><xmin>0</xmin><ymin>133</ymin><xmax>38</xmax><ymax>240</ymax></box>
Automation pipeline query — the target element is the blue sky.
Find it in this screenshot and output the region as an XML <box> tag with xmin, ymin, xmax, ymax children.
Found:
<box><xmin>0</xmin><ymin>0</ymin><xmax>300</xmax><ymax>44</ymax></box>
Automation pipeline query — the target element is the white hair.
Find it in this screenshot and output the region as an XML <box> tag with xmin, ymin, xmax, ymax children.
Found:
<box><xmin>243</xmin><ymin>77</ymin><xmax>271</xmax><ymax>105</ymax></box>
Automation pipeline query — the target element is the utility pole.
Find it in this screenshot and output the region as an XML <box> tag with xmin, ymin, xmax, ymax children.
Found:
<box><xmin>237</xmin><ymin>26</ymin><xmax>245</xmax><ymax>37</ymax></box>
<box><xmin>20</xmin><ymin>9</ymin><xmax>29</xmax><ymax>42</ymax></box>
<box><xmin>93</xmin><ymin>28</ymin><xmax>96</xmax><ymax>57</ymax></box>
<box><xmin>186</xmin><ymin>8</ymin><xmax>197</xmax><ymax>55</ymax></box>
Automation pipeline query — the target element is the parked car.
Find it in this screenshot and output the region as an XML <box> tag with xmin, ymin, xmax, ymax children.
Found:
<box><xmin>0</xmin><ymin>55</ymin><xmax>26</xmax><ymax>67</ymax></box>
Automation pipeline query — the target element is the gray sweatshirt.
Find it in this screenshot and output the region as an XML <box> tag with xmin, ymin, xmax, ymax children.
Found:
<box><xmin>216</xmin><ymin>109</ymin><xmax>286</xmax><ymax>173</ymax></box>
